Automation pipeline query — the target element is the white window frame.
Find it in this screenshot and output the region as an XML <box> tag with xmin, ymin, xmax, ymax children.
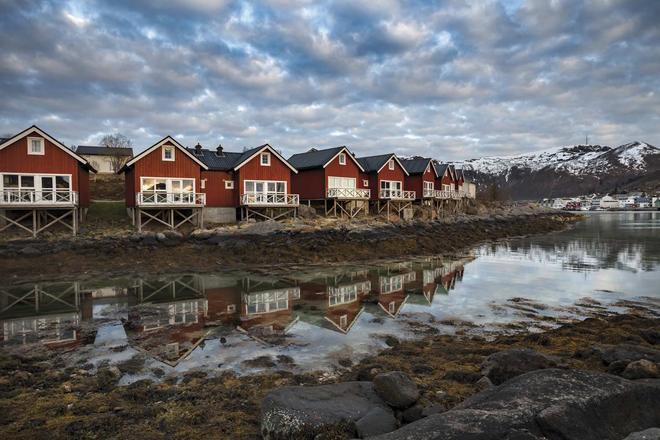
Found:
<box><xmin>140</xmin><ymin>177</ymin><xmax>195</xmax><ymax>194</ymax></box>
<box><xmin>388</xmin><ymin>159</ymin><xmax>395</xmax><ymax>170</ymax></box>
<box><xmin>328</xmin><ymin>176</ymin><xmax>356</xmax><ymax>189</ymax></box>
<box><xmin>243</xmin><ymin>179</ymin><xmax>286</xmax><ymax>195</ymax></box>
<box><xmin>27</xmin><ymin>137</ymin><xmax>45</xmax><ymax>155</ymax></box>
<box><xmin>1</xmin><ymin>172</ymin><xmax>72</xmax><ymax>203</ymax></box>
<box><xmin>225</xmin><ymin>180</ymin><xmax>235</xmax><ymax>190</ymax></box>
<box><xmin>424</xmin><ymin>181</ymin><xmax>434</xmax><ymax>191</ymax></box>
<box><xmin>380</xmin><ymin>180</ymin><xmax>402</xmax><ymax>191</ymax></box>
<box><xmin>260</xmin><ymin>152</ymin><xmax>271</xmax><ymax>166</ymax></box>
<box><xmin>162</xmin><ymin>146</ymin><xmax>175</xmax><ymax>161</ymax></box>
<box><xmin>338</xmin><ymin>152</ymin><xmax>347</xmax><ymax>165</ymax></box>
<box><xmin>363</xmin><ymin>179</ymin><xmax>369</xmax><ymax>187</ymax></box>
<box><xmin>339</xmin><ymin>314</ymin><xmax>348</xmax><ymax>329</ymax></box>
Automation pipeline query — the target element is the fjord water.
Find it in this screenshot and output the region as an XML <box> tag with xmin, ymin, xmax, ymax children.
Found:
<box><xmin>1</xmin><ymin>212</ymin><xmax>658</xmax><ymax>380</ymax></box>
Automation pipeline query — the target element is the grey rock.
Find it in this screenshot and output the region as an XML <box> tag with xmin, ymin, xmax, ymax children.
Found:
<box><xmin>163</xmin><ymin>230</ymin><xmax>183</xmax><ymax>240</ymax></box>
<box><xmin>623</xmin><ymin>428</ymin><xmax>660</xmax><ymax>440</ymax></box>
<box><xmin>401</xmin><ymin>405</ymin><xmax>424</xmax><ymax>423</ymax></box>
<box><xmin>369</xmin><ymin>369</ymin><xmax>660</xmax><ymax>440</ymax></box>
<box><xmin>481</xmin><ymin>348</ymin><xmax>560</xmax><ymax>385</ymax></box>
<box><xmin>20</xmin><ymin>246</ymin><xmax>41</xmax><ymax>256</ymax></box>
<box><xmin>421</xmin><ymin>404</ymin><xmax>447</xmax><ymax>418</ymax></box>
<box><xmin>373</xmin><ymin>371</ymin><xmax>420</xmax><ymax>409</ymax></box>
<box><xmin>475</xmin><ymin>375</ymin><xmax>494</xmax><ymax>391</ymax></box>
<box><xmin>261</xmin><ymin>381</ymin><xmax>390</xmax><ymax>440</ymax></box>
<box><xmin>356</xmin><ymin>407</ymin><xmax>398</xmax><ymax>438</ymax></box>
<box><xmin>156</xmin><ymin>232</ymin><xmax>167</xmax><ymax>242</ymax></box>
<box><xmin>622</xmin><ymin>360</ymin><xmax>660</xmax><ymax>380</ymax></box>
<box><xmin>597</xmin><ymin>344</ymin><xmax>660</xmax><ymax>365</ymax></box>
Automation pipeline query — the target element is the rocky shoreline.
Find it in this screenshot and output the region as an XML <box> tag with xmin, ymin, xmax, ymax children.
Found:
<box><xmin>0</xmin><ymin>312</ymin><xmax>657</xmax><ymax>439</ymax></box>
<box><xmin>0</xmin><ymin>207</ymin><xmax>579</xmax><ymax>284</ymax></box>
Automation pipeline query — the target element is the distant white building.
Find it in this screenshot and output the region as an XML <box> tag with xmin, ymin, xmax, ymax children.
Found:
<box><xmin>600</xmin><ymin>195</ymin><xmax>620</xmax><ymax>209</ymax></box>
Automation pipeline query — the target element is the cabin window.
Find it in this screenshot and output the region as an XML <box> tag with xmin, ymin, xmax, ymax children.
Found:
<box><xmin>380</xmin><ymin>275</ymin><xmax>403</xmax><ymax>294</ymax></box>
<box><xmin>424</xmin><ymin>181</ymin><xmax>434</xmax><ymax>192</ymax></box>
<box><xmin>140</xmin><ymin>177</ymin><xmax>194</xmax><ymax>203</ymax></box>
<box><xmin>329</xmin><ymin>285</ymin><xmax>358</xmax><ymax>306</ymax></box>
<box><xmin>27</xmin><ymin>137</ymin><xmax>44</xmax><ymax>155</ymax></box>
<box><xmin>388</xmin><ymin>301</ymin><xmax>396</xmax><ymax>314</ymax></box>
<box><xmin>338</xmin><ymin>152</ymin><xmax>346</xmax><ymax>165</ymax></box>
<box><xmin>388</xmin><ymin>159</ymin><xmax>395</xmax><ymax>170</ymax></box>
<box><xmin>244</xmin><ymin>180</ymin><xmax>285</xmax><ymax>194</ymax></box>
<box><xmin>380</xmin><ymin>180</ymin><xmax>402</xmax><ymax>193</ymax></box>
<box><xmin>260</xmin><ymin>152</ymin><xmax>271</xmax><ymax>166</ymax></box>
<box><xmin>339</xmin><ymin>315</ymin><xmax>348</xmax><ymax>329</ymax></box>
<box><xmin>363</xmin><ymin>179</ymin><xmax>369</xmax><ymax>187</ymax></box>
<box><xmin>1</xmin><ymin>173</ymin><xmax>71</xmax><ymax>203</ymax></box>
<box><xmin>225</xmin><ymin>180</ymin><xmax>234</xmax><ymax>189</ymax></box>
<box><xmin>162</xmin><ymin>146</ymin><xmax>175</xmax><ymax>161</ymax></box>
<box><xmin>328</xmin><ymin>176</ymin><xmax>356</xmax><ymax>189</ymax></box>
<box><xmin>245</xmin><ymin>291</ymin><xmax>288</xmax><ymax>315</ymax></box>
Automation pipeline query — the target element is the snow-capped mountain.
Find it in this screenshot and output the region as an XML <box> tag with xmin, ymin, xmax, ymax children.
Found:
<box><xmin>458</xmin><ymin>141</ymin><xmax>660</xmax><ymax>199</ymax></box>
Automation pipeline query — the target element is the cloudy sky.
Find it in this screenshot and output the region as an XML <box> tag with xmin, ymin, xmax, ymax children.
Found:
<box><xmin>1</xmin><ymin>0</ymin><xmax>658</xmax><ymax>160</ymax></box>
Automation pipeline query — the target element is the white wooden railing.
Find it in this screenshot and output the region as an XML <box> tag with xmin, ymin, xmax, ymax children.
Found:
<box><xmin>241</xmin><ymin>193</ymin><xmax>299</xmax><ymax>206</ymax></box>
<box><xmin>434</xmin><ymin>190</ymin><xmax>467</xmax><ymax>199</ymax></box>
<box><xmin>423</xmin><ymin>188</ymin><xmax>435</xmax><ymax>198</ymax></box>
<box><xmin>379</xmin><ymin>189</ymin><xmax>416</xmax><ymax>200</ymax></box>
<box><xmin>327</xmin><ymin>188</ymin><xmax>371</xmax><ymax>199</ymax></box>
<box><xmin>0</xmin><ymin>189</ymin><xmax>78</xmax><ymax>206</ymax></box>
<box><xmin>136</xmin><ymin>192</ymin><xmax>206</xmax><ymax>206</ymax></box>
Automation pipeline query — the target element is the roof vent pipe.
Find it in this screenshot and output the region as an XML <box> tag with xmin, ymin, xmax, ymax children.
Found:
<box><xmin>216</xmin><ymin>144</ymin><xmax>224</xmax><ymax>156</ymax></box>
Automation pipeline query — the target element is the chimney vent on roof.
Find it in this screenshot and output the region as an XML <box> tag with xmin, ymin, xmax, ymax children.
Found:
<box><xmin>194</xmin><ymin>142</ymin><xmax>202</xmax><ymax>155</ymax></box>
<box><xmin>216</xmin><ymin>144</ymin><xmax>224</xmax><ymax>156</ymax></box>
<box><xmin>308</xmin><ymin>147</ymin><xmax>317</xmax><ymax>152</ymax></box>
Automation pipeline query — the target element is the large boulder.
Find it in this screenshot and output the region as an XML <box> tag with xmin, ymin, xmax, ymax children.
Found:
<box><xmin>355</xmin><ymin>407</ymin><xmax>398</xmax><ymax>438</ymax></box>
<box><xmin>622</xmin><ymin>428</ymin><xmax>660</xmax><ymax>440</ymax></box>
<box><xmin>596</xmin><ymin>344</ymin><xmax>660</xmax><ymax>366</ymax></box>
<box><xmin>373</xmin><ymin>371</ymin><xmax>420</xmax><ymax>409</ymax></box>
<box><xmin>369</xmin><ymin>369</ymin><xmax>660</xmax><ymax>440</ymax></box>
<box><xmin>481</xmin><ymin>348</ymin><xmax>560</xmax><ymax>385</ymax></box>
<box><xmin>622</xmin><ymin>360</ymin><xmax>660</xmax><ymax>380</ymax></box>
<box><xmin>261</xmin><ymin>381</ymin><xmax>392</xmax><ymax>439</ymax></box>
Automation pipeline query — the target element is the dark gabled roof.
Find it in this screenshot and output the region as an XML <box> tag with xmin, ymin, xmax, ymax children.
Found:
<box><xmin>400</xmin><ymin>157</ymin><xmax>432</xmax><ymax>175</ymax></box>
<box><xmin>185</xmin><ymin>148</ymin><xmax>244</xmax><ymax>171</ymax></box>
<box><xmin>448</xmin><ymin>164</ymin><xmax>458</xmax><ymax>180</ymax></box>
<box><xmin>76</xmin><ymin>145</ymin><xmax>133</xmax><ymax>156</ymax></box>
<box><xmin>288</xmin><ymin>147</ymin><xmax>344</xmax><ymax>170</ymax></box>
<box><xmin>186</xmin><ymin>144</ymin><xmax>298</xmax><ymax>173</ymax></box>
<box><xmin>433</xmin><ymin>162</ymin><xmax>449</xmax><ymax>177</ymax></box>
<box><xmin>357</xmin><ymin>154</ymin><xmax>394</xmax><ymax>173</ymax></box>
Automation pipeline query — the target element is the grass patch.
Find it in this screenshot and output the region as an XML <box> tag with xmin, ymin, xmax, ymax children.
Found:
<box><xmin>85</xmin><ymin>201</ymin><xmax>131</xmax><ymax>232</ymax></box>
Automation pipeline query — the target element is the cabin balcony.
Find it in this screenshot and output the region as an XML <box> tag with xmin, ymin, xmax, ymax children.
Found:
<box><xmin>327</xmin><ymin>188</ymin><xmax>371</xmax><ymax>199</ymax></box>
<box><xmin>241</xmin><ymin>193</ymin><xmax>299</xmax><ymax>207</ymax></box>
<box><xmin>379</xmin><ymin>189</ymin><xmax>415</xmax><ymax>200</ymax></box>
<box><xmin>422</xmin><ymin>188</ymin><xmax>436</xmax><ymax>198</ymax></box>
<box><xmin>136</xmin><ymin>192</ymin><xmax>206</xmax><ymax>207</ymax></box>
<box><xmin>0</xmin><ymin>189</ymin><xmax>78</xmax><ymax>207</ymax></box>
<box><xmin>435</xmin><ymin>190</ymin><xmax>463</xmax><ymax>200</ymax></box>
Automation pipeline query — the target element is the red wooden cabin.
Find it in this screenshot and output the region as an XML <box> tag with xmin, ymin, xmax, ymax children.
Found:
<box><xmin>121</xmin><ymin>137</ymin><xmax>299</xmax><ymax>229</ymax></box>
<box><xmin>433</xmin><ymin>162</ymin><xmax>458</xmax><ymax>199</ymax></box>
<box><xmin>400</xmin><ymin>157</ymin><xmax>439</xmax><ymax>201</ymax></box>
<box><xmin>0</xmin><ymin>125</ymin><xmax>96</xmax><ymax>237</ymax></box>
<box><xmin>451</xmin><ymin>166</ymin><xmax>466</xmax><ymax>195</ymax></box>
<box><xmin>357</xmin><ymin>154</ymin><xmax>414</xmax><ymax>217</ymax></box>
<box><xmin>190</xmin><ymin>143</ymin><xmax>299</xmax><ymax>222</ymax></box>
<box><xmin>288</xmin><ymin>146</ymin><xmax>369</xmax><ymax>217</ymax></box>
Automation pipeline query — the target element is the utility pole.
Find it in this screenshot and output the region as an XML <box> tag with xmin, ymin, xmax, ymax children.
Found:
<box><xmin>585</xmin><ymin>134</ymin><xmax>589</xmax><ymax>145</ymax></box>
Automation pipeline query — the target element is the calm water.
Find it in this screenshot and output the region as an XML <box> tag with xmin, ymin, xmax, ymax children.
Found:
<box><xmin>1</xmin><ymin>212</ymin><xmax>658</xmax><ymax>381</ymax></box>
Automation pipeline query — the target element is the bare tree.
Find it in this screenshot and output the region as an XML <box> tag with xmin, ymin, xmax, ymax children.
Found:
<box><xmin>100</xmin><ymin>133</ymin><xmax>132</xmax><ymax>173</ymax></box>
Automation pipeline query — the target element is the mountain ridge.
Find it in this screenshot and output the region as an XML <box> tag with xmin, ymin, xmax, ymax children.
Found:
<box><xmin>456</xmin><ymin>141</ymin><xmax>660</xmax><ymax>199</ymax></box>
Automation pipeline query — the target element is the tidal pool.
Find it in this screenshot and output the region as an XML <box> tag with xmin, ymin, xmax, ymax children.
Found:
<box><xmin>1</xmin><ymin>212</ymin><xmax>658</xmax><ymax>382</ymax></box>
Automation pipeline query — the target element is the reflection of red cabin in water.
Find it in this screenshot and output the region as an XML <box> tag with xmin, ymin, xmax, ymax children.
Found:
<box><xmin>205</xmin><ymin>286</ymin><xmax>241</xmax><ymax>326</ymax></box>
<box><xmin>368</xmin><ymin>267</ymin><xmax>415</xmax><ymax>317</ymax></box>
<box><xmin>297</xmin><ymin>275</ymin><xmax>370</xmax><ymax>333</ymax></box>
<box><xmin>237</xmin><ymin>280</ymin><xmax>300</xmax><ymax>337</ymax></box>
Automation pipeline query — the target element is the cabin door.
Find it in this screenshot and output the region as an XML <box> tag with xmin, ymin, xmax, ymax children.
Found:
<box><xmin>41</xmin><ymin>176</ymin><xmax>55</xmax><ymax>202</ymax></box>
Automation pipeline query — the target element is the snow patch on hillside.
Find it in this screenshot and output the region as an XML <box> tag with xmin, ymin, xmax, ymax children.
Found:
<box><xmin>458</xmin><ymin>141</ymin><xmax>657</xmax><ymax>177</ymax></box>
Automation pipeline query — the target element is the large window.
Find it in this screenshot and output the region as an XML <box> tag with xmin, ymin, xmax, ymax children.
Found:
<box><xmin>424</xmin><ymin>181</ymin><xmax>434</xmax><ymax>191</ymax></box>
<box><xmin>380</xmin><ymin>275</ymin><xmax>403</xmax><ymax>294</ymax></box>
<box><xmin>245</xmin><ymin>290</ymin><xmax>288</xmax><ymax>315</ymax></box>
<box><xmin>328</xmin><ymin>285</ymin><xmax>358</xmax><ymax>306</ymax></box>
<box><xmin>380</xmin><ymin>180</ymin><xmax>402</xmax><ymax>197</ymax></box>
<box><xmin>244</xmin><ymin>180</ymin><xmax>286</xmax><ymax>194</ymax></box>
<box><xmin>1</xmin><ymin>173</ymin><xmax>71</xmax><ymax>203</ymax></box>
<box><xmin>140</xmin><ymin>177</ymin><xmax>194</xmax><ymax>203</ymax></box>
<box><xmin>328</xmin><ymin>176</ymin><xmax>356</xmax><ymax>189</ymax></box>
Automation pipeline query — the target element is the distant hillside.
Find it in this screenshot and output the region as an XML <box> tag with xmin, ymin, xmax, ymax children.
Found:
<box><xmin>457</xmin><ymin>141</ymin><xmax>660</xmax><ymax>199</ymax></box>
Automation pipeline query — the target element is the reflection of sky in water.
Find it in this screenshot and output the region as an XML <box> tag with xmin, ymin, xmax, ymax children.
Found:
<box><xmin>1</xmin><ymin>212</ymin><xmax>658</xmax><ymax>380</ymax></box>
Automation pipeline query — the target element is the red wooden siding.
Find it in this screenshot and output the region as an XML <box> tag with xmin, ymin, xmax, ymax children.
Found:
<box><xmin>404</xmin><ymin>163</ymin><xmax>435</xmax><ymax>197</ymax></box>
<box><xmin>1</xmin><ymin>134</ymin><xmax>81</xmax><ymax>195</ymax></box>
<box><xmin>324</xmin><ymin>154</ymin><xmax>366</xmax><ymax>190</ymax></box>
<box><xmin>201</xmin><ymin>169</ymin><xmax>236</xmax><ymax>207</ymax></box>
<box><xmin>236</xmin><ymin>152</ymin><xmax>293</xmax><ymax>197</ymax></box>
<box><xmin>292</xmin><ymin>168</ymin><xmax>325</xmax><ymax>200</ymax></box>
<box><xmin>77</xmin><ymin>166</ymin><xmax>90</xmax><ymax>207</ymax></box>
<box><xmin>124</xmin><ymin>167</ymin><xmax>136</xmax><ymax>207</ymax></box>
<box><xmin>126</xmin><ymin>141</ymin><xmax>202</xmax><ymax>206</ymax></box>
